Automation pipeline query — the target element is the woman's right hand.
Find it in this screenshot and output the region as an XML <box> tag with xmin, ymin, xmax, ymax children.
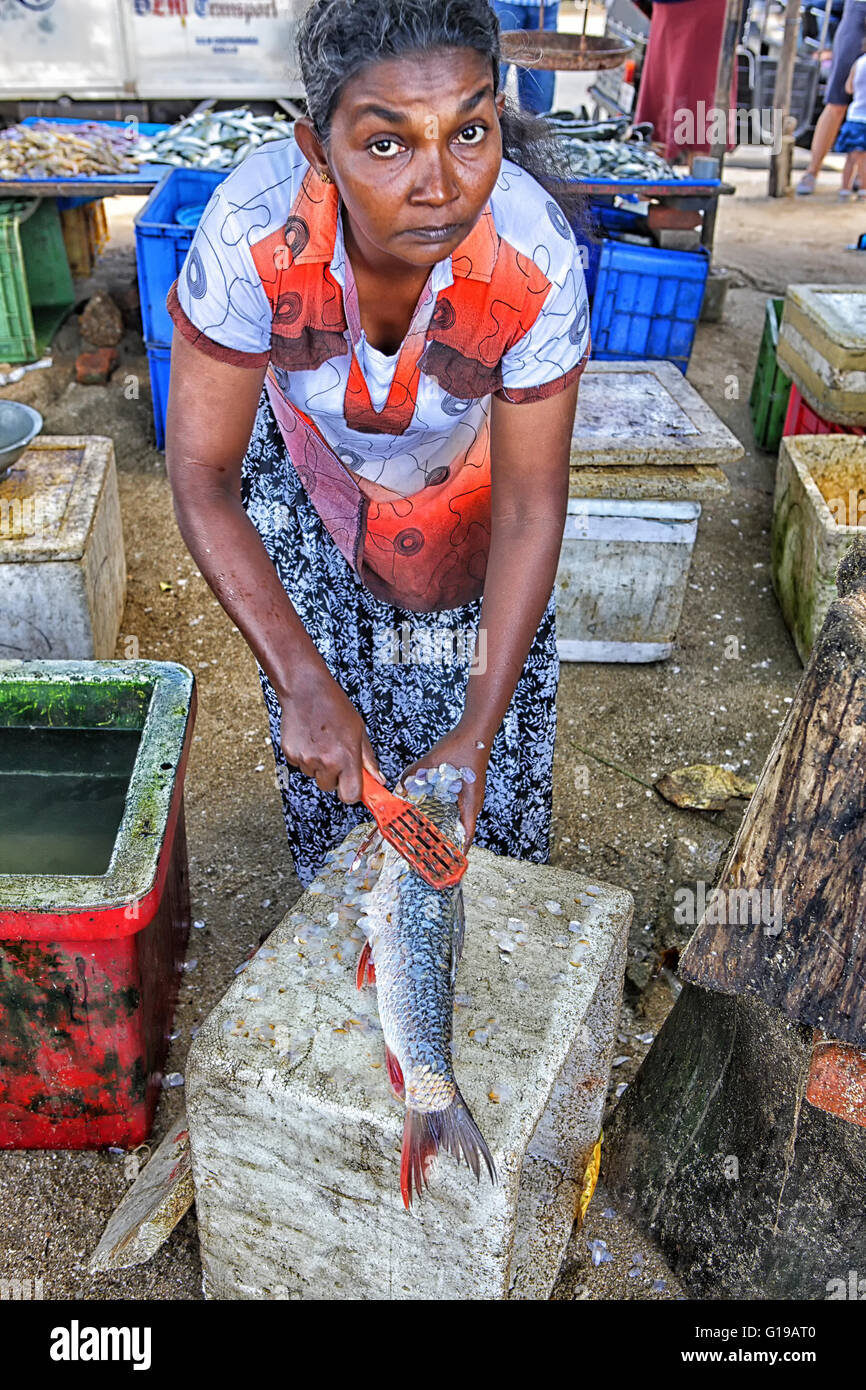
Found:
<box><xmin>277</xmin><ymin>663</ymin><xmax>385</xmax><ymax>805</ymax></box>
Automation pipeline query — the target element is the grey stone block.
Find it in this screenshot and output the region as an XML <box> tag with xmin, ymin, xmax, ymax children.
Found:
<box><xmin>186</xmin><ymin>828</ymin><xmax>632</xmax><ymax>1300</ymax></box>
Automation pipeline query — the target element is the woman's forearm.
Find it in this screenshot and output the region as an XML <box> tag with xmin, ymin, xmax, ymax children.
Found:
<box><xmin>460</xmin><ymin>508</ymin><xmax>566</xmax><ymax>745</ymax></box>
<box><xmin>171</xmin><ymin>483</ymin><xmax>329</xmax><ymax>699</ymax></box>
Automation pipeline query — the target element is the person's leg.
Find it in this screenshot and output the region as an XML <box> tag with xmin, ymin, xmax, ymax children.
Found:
<box><xmin>517</xmin><ymin>1</ymin><xmax>559</xmax><ymax>115</ymax></box>
<box><xmin>804</xmin><ymin>103</ymin><xmax>847</xmax><ymax>181</ymax></box>
<box><xmin>856</xmin><ymin>148</ymin><xmax>866</xmax><ymax>196</ymax></box>
<box><xmin>841</xmin><ymin>150</ymin><xmax>856</xmax><ymax>191</ymax></box>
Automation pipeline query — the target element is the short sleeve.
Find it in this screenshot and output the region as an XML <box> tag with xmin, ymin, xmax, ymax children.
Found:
<box><xmin>167</xmin><ymin>184</ymin><xmax>273</xmax><ymax>367</ymax></box>
<box><xmin>494</xmin><ymin>227</ymin><xmax>591</xmax><ymax>405</ymax></box>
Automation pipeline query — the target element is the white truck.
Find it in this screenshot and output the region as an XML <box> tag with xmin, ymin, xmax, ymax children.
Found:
<box><xmin>0</xmin><ymin>0</ymin><xmax>313</xmax><ymax>121</ymax></box>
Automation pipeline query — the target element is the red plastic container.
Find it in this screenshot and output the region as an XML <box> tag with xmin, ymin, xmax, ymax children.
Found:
<box><xmin>0</xmin><ymin>662</ymin><xmax>196</xmax><ymax>1149</ymax></box>
<box><xmin>783</xmin><ymin>385</ymin><xmax>866</xmax><ymax>440</ymax></box>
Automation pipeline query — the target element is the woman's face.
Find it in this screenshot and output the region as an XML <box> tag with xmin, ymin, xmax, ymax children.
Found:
<box><xmin>297</xmin><ymin>47</ymin><xmax>506</xmax><ymax>275</ymax></box>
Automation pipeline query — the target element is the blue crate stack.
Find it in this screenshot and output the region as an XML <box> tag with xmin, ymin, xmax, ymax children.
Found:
<box><xmin>590</xmin><ymin>240</ymin><xmax>710</xmax><ymax>375</ymax></box>
<box><xmin>134</xmin><ymin>169</ymin><xmax>229</xmax><ymax>449</ymax></box>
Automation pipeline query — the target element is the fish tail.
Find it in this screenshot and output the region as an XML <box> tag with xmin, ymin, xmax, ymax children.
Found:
<box><xmin>400</xmin><ymin>1089</ymin><xmax>496</xmax><ymax>1209</ymax></box>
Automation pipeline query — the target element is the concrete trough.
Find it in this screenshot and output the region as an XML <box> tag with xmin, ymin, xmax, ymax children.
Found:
<box><xmin>186</xmin><ymin>826</ymin><xmax>632</xmax><ymax>1301</ymax></box>
<box><xmin>771</xmin><ymin>434</ymin><xmax>866</xmax><ymax>663</ymax></box>
<box><xmin>0</xmin><ymin>435</ymin><xmax>125</xmax><ymax>660</ymax></box>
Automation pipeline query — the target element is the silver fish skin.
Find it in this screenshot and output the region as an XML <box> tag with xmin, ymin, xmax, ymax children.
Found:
<box><xmin>359</xmin><ymin>778</ymin><xmax>495</xmax><ymax>1208</ymax></box>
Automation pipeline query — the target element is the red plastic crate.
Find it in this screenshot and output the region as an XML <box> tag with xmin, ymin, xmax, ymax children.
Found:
<box><xmin>0</xmin><ymin>662</ymin><xmax>196</xmax><ymax>1150</ymax></box>
<box><xmin>783</xmin><ymin>385</ymin><xmax>865</xmax><ymax>439</ymax></box>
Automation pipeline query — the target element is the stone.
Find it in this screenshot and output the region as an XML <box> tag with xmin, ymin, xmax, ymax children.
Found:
<box><xmin>770</xmin><ymin>434</ymin><xmax>866</xmax><ymax>663</ymax></box>
<box><xmin>90</xmin><ymin>1120</ymin><xmax>194</xmax><ymax>1272</ymax></box>
<box><xmin>79</xmin><ymin>291</ymin><xmax>124</xmax><ymax>349</ymax></box>
<box><xmin>777</xmin><ymin>284</ymin><xmax>866</xmax><ymax>427</ymax></box>
<box><xmin>569</xmin><ymin>464</ymin><xmax>728</xmax><ymax>503</ymax></box>
<box><xmin>0</xmin><ymin>435</ymin><xmax>126</xmax><ymax>659</ymax></box>
<box><xmin>75</xmin><ymin>348</ymin><xmax>118</xmax><ymax>386</ymax></box>
<box><xmin>186</xmin><ymin>830</ymin><xmax>632</xmax><ymax>1301</ymax></box>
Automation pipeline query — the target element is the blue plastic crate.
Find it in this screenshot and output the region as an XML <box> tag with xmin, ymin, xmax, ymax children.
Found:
<box><xmin>146</xmin><ymin>341</ymin><xmax>171</xmax><ymax>451</ymax></box>
<box><xmin>135</xmin><ymin>169</ymin><xmax>228</xmax><ymax>346</ymax></box>
<box><xmin>590</xmin><ymin>240</ymin><xmax>710</xmax><ymax>374</ymax></box>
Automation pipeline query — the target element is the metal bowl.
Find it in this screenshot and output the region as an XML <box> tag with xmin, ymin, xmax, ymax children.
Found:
<box><xmin>499</xmin><ymin>31</ymin><xmax>634</xmax><ymax>72</ymax></box>
<box><xmin>0</xmin><ymin>402</ymin><xmax>43</xmax><ymax>481</ymax></box>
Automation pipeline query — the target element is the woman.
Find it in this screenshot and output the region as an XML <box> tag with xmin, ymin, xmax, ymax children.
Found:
<box><xmin>797</xmin><ymin>0</ymin><xmax>866</xmax><ymax>194</ymax></box>
<box><xmin>634</xmin><ymin>0</ymin><xmax>737</xmax><ymax>163</ymax></box>
<box><xmin>166</xmin><ymin>0</ymin><xmax>590</xmax><ymax>888</ymax></box>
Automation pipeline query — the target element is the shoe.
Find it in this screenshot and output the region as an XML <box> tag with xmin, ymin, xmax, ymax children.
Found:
<box><xmin>796</xmin><ymin>172</ymin><xmax>816</xmax><ymax>195</ymax></box>
<box><xmin>838</xmin><ymin>187</ymin><xmax>855</xmax><ymax>200</ymax></box>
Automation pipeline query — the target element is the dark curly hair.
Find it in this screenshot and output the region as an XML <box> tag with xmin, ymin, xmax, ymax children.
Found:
<box><xmin>296</xmin><ymin>0</ymin><xmax>585</xmax><ymax>229</ymax></box>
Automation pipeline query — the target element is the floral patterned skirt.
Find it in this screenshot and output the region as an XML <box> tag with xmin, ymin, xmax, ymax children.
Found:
<box><xmin>240</xmin><ymin>391</ymin><xmax>560</xmax><ymax>887</ymax></box>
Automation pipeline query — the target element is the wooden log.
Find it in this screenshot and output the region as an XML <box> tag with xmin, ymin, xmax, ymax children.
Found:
<box><xmin>679</xmin><ymin>533</ymin><xmax>866</xmax><ymax>1046</ymax></box>
<box><xmin>603</xmin><ymin>986</ymin><xmax>866</xmax><ymax>1299</ymax></box>
<box><xmin>604</xmin><ymin>534</ymin><xmax>866</xmax><ymax>1297</ymax></box>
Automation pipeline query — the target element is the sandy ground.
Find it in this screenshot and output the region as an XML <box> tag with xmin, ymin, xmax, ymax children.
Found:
<box><xmin>0</xmin><ymin>139</ymin><xmax>863</xmax><ymax>1301</ymax></box>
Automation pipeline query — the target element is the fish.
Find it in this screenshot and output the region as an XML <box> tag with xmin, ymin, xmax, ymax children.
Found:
<box><xmin>543</xmin><ymin>115</ymin><xmax>683</xmax><ymax>181</ymax></box>
<box><xmin>354</xmin><ymin>760</ymin><xmax>496</xmax><ymax>1208</ymax></box>
<box><xmin>132</xmin><ymin>108</ymin><xmax>294</xmax><ymax>170</ymax></box>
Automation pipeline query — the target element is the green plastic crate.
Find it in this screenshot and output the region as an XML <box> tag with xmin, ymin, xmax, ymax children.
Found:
<box><xmin>0</xmin><ymin>199</ymin><xmax>75</xmax><ymax>363</ymax></box>
<box><xmin>749</xmin><ymin>297</ymin><xmax>792</xmax><ymax>453</ymax></box>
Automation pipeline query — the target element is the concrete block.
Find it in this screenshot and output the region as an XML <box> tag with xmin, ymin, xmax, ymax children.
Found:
<box><xmin>771</xmin><ymin>434</ymin><xmax>866</xmax><ymax>663</ymax></box>
<box><xmin>777</xmin><ymin>285</ymin><xmax>866</xmax><ymax>427</ymax></box>
<box><xmin>557</xmin><ymin>361</ymin><xmax>740</xmax><ymax>663</ymax></box>
<box><xmin>186</xmin><ymin>829</ymin><xmax>632</xmax><ymax>1301</ymax></box>
<box><xmin>0</xmin><ymin>436</ymin><xmax>126</xmax><ymax>659</ymax></box>
<box><xmin>556</xmin><ymin>497</ymin><xmax>700</xmax><ymax>663</ymax></box>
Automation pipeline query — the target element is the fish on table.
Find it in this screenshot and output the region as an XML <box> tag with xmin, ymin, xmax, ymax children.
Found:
<box><xmin>352</xmin><ymin>761</ymin><xmax>496</xmax><ymax>1208</ymax></box>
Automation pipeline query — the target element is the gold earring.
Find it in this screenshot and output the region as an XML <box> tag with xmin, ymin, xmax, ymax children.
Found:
<box><xmin>320</xmin><ymin>170</ymin><xmax>332</xmax><ymax>183</ymax></box>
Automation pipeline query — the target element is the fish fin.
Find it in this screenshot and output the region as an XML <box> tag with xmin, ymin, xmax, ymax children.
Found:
<box><xmin>400</xmin><ymin>1089</ymin><xmax>496</xmax><ymax>1209</ymax></box>
<box><xmin>384</xmin><ymin>1045</ymin><xmax>405</xmax><ymax>1101</ymax></box>
<box><xmin>450</xmin><ymin>890</ymin><xmax>466</xmax><ymax>988</ymax></box>
<box><xmin>355</xmin><ymin>939</ymin><xmax>376</xmax><ymax>990</ymax></box>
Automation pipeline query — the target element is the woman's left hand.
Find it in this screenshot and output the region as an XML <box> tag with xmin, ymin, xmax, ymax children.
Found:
<box><xmin>400</xmin><ymin>725</ymin><xmax>491</xmax><ymax>851</ymax></box>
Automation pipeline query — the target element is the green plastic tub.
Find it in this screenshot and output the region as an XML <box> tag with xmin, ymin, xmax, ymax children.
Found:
<box><xmin>749</xmin><ymin>297</ymin><xmax>793</xmax><ymax>454</ymax></box>
<box><xmin>0</xmin><ymin>199</ymin><xmax>75</xmax><ymax>364</ymax></box>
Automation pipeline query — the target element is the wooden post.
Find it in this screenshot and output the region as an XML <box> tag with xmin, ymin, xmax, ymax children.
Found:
<box><xmin>702</xmin><ymin>0</ymin><xmax>744</xmax><ymax>253</ymax></box>
<box><xmin>769</xmin><ymin>0</ymin><xmax>802</xmax><ymax>197</ymax></box>
<box><xmin>603</xmin><ymin>533</ymin><xmax>866</xmax><ymax>1299</ymax></box>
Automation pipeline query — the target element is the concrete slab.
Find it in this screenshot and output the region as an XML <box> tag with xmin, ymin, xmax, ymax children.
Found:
<box><xmin>571</xmin><ymin>361</ymin><xmax>744</xmax><ymax>469</ymax></box>
<box><xmin>186</xmin><ymin>825</ymin><xmax>632</xmax><ymax>1301</ymax></box>
<box><xmin>0</xmin><ymin>436</ymin><xmax>125</xmax><ymax>659</ymax></box>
